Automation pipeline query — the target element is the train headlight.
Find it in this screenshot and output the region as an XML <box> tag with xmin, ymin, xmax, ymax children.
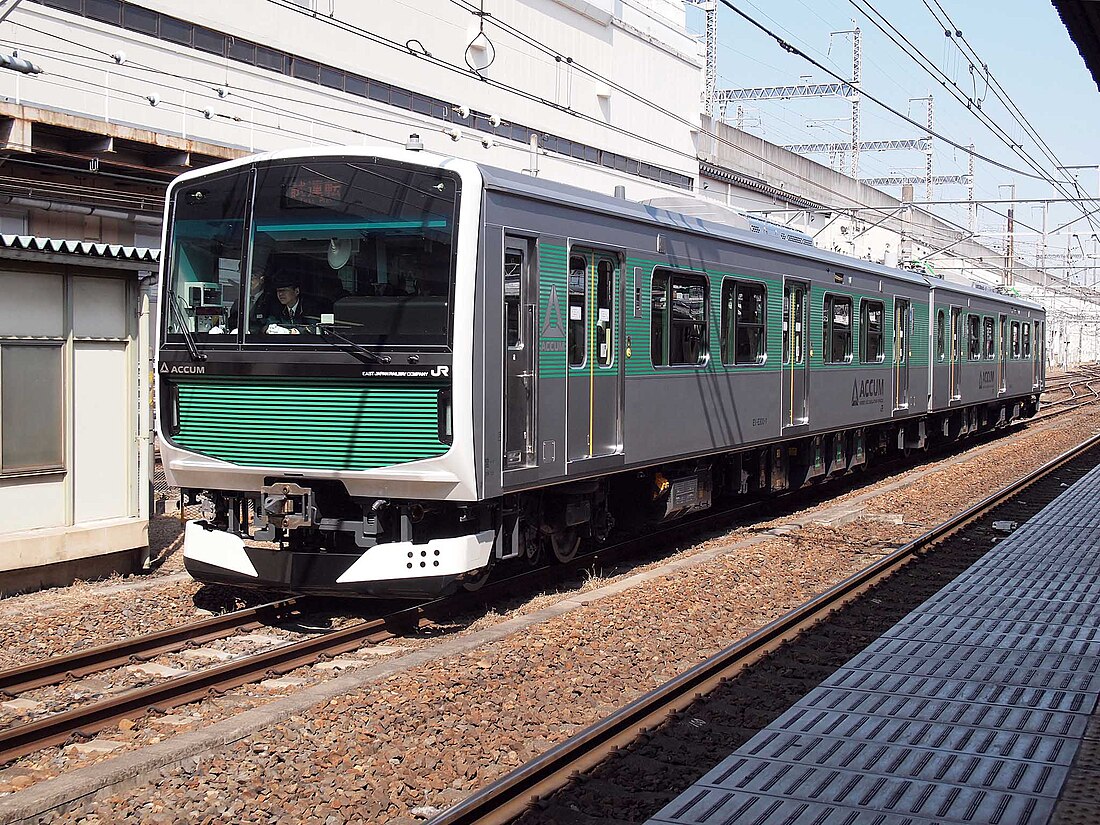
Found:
<box><xmin>438</xmin><ymin>389</ymin><xmax>453</xmax><ymax>445</ymax></box>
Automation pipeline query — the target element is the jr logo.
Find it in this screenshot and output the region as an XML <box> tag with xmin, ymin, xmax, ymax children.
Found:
<box><xmin>430</xmin><ymin>365</ymin><xmax>450</xmax><ymax>378</ymax></box>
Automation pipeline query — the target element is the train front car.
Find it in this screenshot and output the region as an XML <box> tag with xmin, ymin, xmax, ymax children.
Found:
<box><xmin>156</xmin><ymin>148</ymin><xmax>487</xmax><ymax>597</ymax></box>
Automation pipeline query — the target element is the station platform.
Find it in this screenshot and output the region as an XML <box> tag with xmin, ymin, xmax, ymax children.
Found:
<box><xmin>648</xmin><ymin>463</ymin><xmax>1100</xmax><ymax>825</ymax></box>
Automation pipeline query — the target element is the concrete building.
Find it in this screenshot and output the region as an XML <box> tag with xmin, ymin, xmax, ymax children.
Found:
<box><xmin>0</xmin><ymin>0</ymin><xmax>704</xmax><ymax>218</ymax></box>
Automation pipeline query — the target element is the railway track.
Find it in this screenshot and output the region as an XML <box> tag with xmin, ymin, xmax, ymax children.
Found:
<box><xmin>0</xmin><ymin>598</ymin><xmax>299</xmax><ymax>695</ymax></box>
<box><xmin>0</xmin><ymin>601</ymin><xmax>418</xmax><ymax>763</ymax></box>
<box><xmin>427</xmin><ymin>428</ymin><xmax>1100</xmax><ymax>825</ymax></box>
<box><xmin>1037</xmin><ymin>374</ymin><xmax>1100</xmax><ymax>418</ymax></box>
<box><xmin>1</xmin><ymin>388</ymin><xmax>1093</xmax><ymax>770</ymax></box>
<box><xmin>0</xmin><ymin>498</ymin><xmax>774</xmax><ymax>767</ymax></box>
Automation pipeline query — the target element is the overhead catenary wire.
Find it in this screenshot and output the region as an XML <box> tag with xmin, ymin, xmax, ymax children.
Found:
<box><xmin>8</xmin><ymin>1</ymin><xmax>1088</xmax><ymax>292</ymax></box>
<box><xmin>846</xmin><ymin>0</ymin><xmax>1100</xmax><ymax>233</ymax></box>
<box><xmin>15</xmin><ymin>0</ymin><xmax>1043</xmax><ymax>245</ymax></box>
<box><xmin>440</xmin><ymin>0</ymin><xmax>1088</xmax><ymax>278</ymax></box>
<box><xmin>714</xmin><ymin>0</ymin><xmax>1068</xmax><ymax>184</ymax></box>
<box><xmin>922</xmin><ymin>0</ymin><xmax>1077</xmax><ymax>186</ymax></box>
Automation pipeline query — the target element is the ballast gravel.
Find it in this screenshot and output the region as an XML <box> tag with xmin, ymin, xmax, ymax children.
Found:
<box><xmin>15</xmin><ymin>403</ymin><xmax>1099</xmax><ymax>825</ymax></box>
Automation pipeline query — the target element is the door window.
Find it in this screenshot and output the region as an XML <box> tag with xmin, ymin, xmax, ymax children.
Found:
<box><xmin>895</xmin><ymin>303</ymin><xmax>908</xmax><ymax>364</ymax></box>
<box><xmin>596</xmin><ymin>258</ymin><xmax>614</xmax><ymax>367</ymax></box>
<box><xmin>568</xmin><ymin>254</ymin><xmax>586</xmax><ymax>367</ymax></box>
<box><xmin>504</xmin><ymin>249</ymin><xmax>523</xmax><ymax>349</ymax></box>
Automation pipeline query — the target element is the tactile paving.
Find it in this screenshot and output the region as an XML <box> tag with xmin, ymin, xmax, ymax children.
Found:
<box><xmin>648</xmin><ymin>461</ymin><xmax>1100</xmax><ymax>825</ymax></box>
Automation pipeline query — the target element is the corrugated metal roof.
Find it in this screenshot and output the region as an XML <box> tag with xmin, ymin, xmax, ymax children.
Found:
<box><xmin>0</xmin><ymin>235</ymin><xmax>160</xmax><ymax>262</ymax></box>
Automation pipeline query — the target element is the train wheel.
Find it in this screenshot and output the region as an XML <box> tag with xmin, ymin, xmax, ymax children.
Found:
<box><xmin>551</xmin><ymin>528</ymin><xmax>580</xmax><ymax>563</ymax></box>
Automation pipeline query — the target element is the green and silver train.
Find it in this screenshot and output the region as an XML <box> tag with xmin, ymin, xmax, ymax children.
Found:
<box><xmin>157</xmin><ymin>145</ymin><xmax>1044</xmax><ymax>597</ymax></box>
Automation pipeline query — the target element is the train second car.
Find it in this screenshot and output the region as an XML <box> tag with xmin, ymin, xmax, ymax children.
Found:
<box><xmin>155</xmin><ymin>145</ymin><xmax>1044</xmax><ymax>597</ymax></box>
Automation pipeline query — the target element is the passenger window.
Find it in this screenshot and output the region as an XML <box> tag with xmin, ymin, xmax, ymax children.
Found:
<box><xmin>568</xmin><ymin>254</ymin><xmax>586</xmax><ymax>367</ymax></box>
<box><xmin>652</xmin><ymin>270</ymin><xmax>707</xmax><ymax>367</ymax></box>
<box><xmin>860</xmin><ymin>300</ymin><xmax>884</xmax><ymax>363</ymax></box>
<box><xmin>936</xmin><ymin>310</ymin><xmax>946</xmax><ymax>361</ymax></box>
<box><xmin>1022</xmin><ymin>323</ymin><xmax>1031</xmax><ymax>358</ymax></box>
<box><xmin>504</xmin><ymin>248</ymin><xmax>523</xmax><ymax>349</ymax></box>
<box><xmin>596</xmin><ymin>258</ymin><xmax>614</xmax><ymax>367</ymax></box>
<box><xmin>823</xmin><ymin>294</ymin><xmax>852</xmax><ymax>364</ymax></box>
<box><xmin>982</xmin><ymin>317</ymin><xmax>994</xmax><ymax>359</ymax></box>
<box><xmin>721</xmin><ymin>280</ymin><xmax>766</xmax><ymax>365</ymax></box>
<box><xmin>1011</xmin><ymin>321</ymin><xmax>1021</xmax><ymax>358</ymax></box>
<box><xmin>967</xmin><ymin>314</ymin><xmax>981</xmax><ymax>361</ymax></box>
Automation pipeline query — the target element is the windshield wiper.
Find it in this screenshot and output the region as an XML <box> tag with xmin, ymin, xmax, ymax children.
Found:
<box><xmin>169</xmin><ymin>295</ymin><xmax>207</xmax><ymax>362</ymax></box>
<box><xmin>317</xmin><ymin>324</ymin><xmax>391</xmax><ymax>364</ymax></box>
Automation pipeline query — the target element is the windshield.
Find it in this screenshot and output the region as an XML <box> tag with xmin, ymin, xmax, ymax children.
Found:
<box><xmin>163</xmin><ymin>173</ymin><xmax>248</xmax><ymax>340</ymax></box>
<box><xmin>163</xmin><ymin>158</ymin><xmax>459</xmax><ymax>349</ymax></box>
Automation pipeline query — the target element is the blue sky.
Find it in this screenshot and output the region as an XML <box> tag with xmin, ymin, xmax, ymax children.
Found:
<box><xmin>686</xmin><ymin>0</ymin><xmax>1100</xmax><ymax>259</ymax></box>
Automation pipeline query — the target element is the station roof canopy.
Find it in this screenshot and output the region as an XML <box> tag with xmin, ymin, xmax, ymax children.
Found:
<box><xmin>1054</xmin><ymin>0</ymin><xmax>1100</xmax><ymax>92</ymax></box>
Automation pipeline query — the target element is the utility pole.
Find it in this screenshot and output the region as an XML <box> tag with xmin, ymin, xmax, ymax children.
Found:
<box><xmin>825</xmin><ymin>23</ymin><xmax>861</xmax><ymax>175</ymax></box>
<box><xmin>685</xmin><ymin>0</ymin><xmax>717</xmax><ymax>118</ymax></box>
<box><xmin>925</xmin><ymin>95</ymin><xmax>934</xmax><ymax>201</ymax></box>
<box><xmin>907</xmin><ymin>96</ymin><xmax>935</xmax><ymax>201</ymax></box>
<box><xmin>968</xmin><ymin>143</ymin><xmax>976</xmax><ymax>233</ymax></box>
<box><xmin>1041</xmin><ymin>201</ymin><xmax>1049</xmax><ymax>292</ymax></box>
<box><xmin>998</xmin><ymin>183</ymin><xmax>1015</xmax><ymax>288</ymax></box>
<box><xmin>850</xmin><ymin>25</ymin><xmax>861</xmax><ymax>177</ymax></box>
<box><xmin>1007</xmin><ymin>199</ymin><xmax>1015</xmax><ymax>288</ymax></box>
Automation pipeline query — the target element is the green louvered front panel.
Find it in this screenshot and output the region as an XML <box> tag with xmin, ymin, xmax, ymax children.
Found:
<box><xmin>173</xmin><ymin>376</ymin><xmax>449</xmax><ymax>470</ymax></box>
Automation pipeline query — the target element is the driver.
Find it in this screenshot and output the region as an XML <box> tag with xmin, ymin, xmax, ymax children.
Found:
<box><xmin>269</xmin><ymin>272</ymin><xmax>323</xmax><ymax>327</ymax></box>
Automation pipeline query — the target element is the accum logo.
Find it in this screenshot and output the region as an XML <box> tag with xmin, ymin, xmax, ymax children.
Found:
<box><xmin>160</xmin><ymin>362</ymin><xmax>205</xmax><ymax>375</ymax></box>
<box><xmin>539</xmin><ymin>284</ymin><xmax>568</xmax><ymax>352</ymax></box>
<box><xmin>851</xmin><ymin>377</ymin><xmax>885</xmax><ymax>406</ymax></box>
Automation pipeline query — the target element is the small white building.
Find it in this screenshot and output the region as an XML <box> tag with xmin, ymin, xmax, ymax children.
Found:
<box><xmin>0</xmin><ymin>237</ymin><xmax>154</xmax><ymax>595</ymax></box>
